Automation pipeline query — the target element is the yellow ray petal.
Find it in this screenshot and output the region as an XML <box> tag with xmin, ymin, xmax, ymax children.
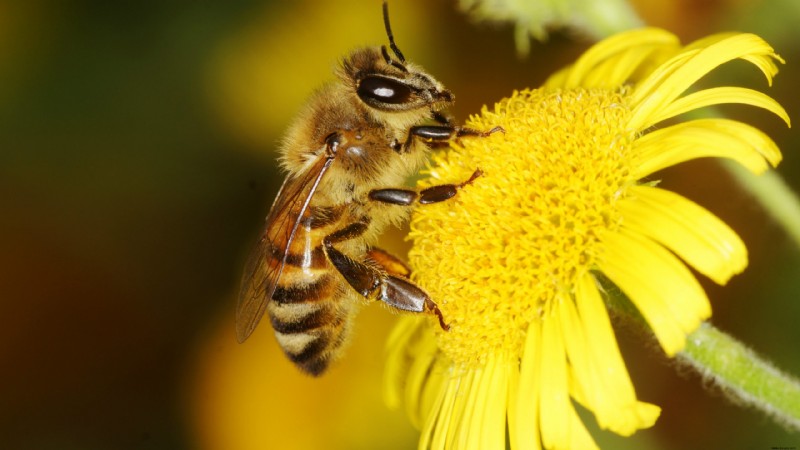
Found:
<box><xmin>679</xmin><ymin>30</ymin><xmax>785</xmax><ymax>79</ymax></box>
<box><xmin>559</xmin><ymin>289</ymin><xmax>600</xmax><ymax>405</ymax></box>
<box><xmin>419</xmin><ymin>361</ymin><xmax>448</xmax><ymax>429</ymax></box>
<box><xmin>475</xmin><ymin>357</ymin><xmax>508</xmax><ymax>450</ymax></box>
<box><xmin>578</xmin><ymin>45</ymin><xmax>671</xmax><ymax>88</ymax></box>
<box><xmin>539</xmin><ymin>303</ymin><xmax>598</xmax><ymax>449</ymax></box>
<box><xmin>629</xmin><ymin>33</ymin><xmax>781</xmax><ymax>130</ymax></box>
<box><xmin>646</xmin><ymin>86</ymin><xmax>790</xmax><ymax>128</ymax></box>
<box><xmin>574</xmin><ymin>274</ymin><xmax>635</xmax><ymax>403</ymax></box>
<box><xmin>419</xmin><ymin>374</ymin><xmax>449</xmax><ymax>450</ymax></box>
<box><xmin>633</xmin><ymin>118</ymin><xmax>782</xmax><ymax>177</ymax></box>
<box><xmin>620</xmin><ymin>185</ymin><xmax>748</xmax><ymax>285</ymax></box>
<box><xmin>404</xmin><ymin>329</ymin><xmax>441</xmax><ymax>427</ymax></box>
<box><xmin>450</xmin><ymin>370</ymin><xmax>479</xmax><ymax>449</ymax></box>
<box><xmin>571</xmin><ymin>273</ymin><xmax>661</xmax><ymax>434</ymax></box>
<box><xmin>429</xmin><ymin>375</ymin><xmax>462</xmax><ymax>450</ymax></box>
<box><xmin>506</xmin><ymin>365</ymin><xmax>523</xmax><ymax>450</ymax></box>
<box><xmin>600</xmin><ymin>229</ymin><xmax>711</xmax><ymax>355</ymax></box>
<box><xmin>550</xmin><ymin>28</ymin><xmax>679</xmax><ymax>89</ymax></box>
<box><xmin>383</xmin><ymin>317</ymin><xmax>418</xmax><ymax>409</ymax></box>
<box><xmin>516</xmin><ymin>320</ymin><xmax>543</xmax><ymax>450</ymax></box>
<box><xmin>539</xmin><ymin>307</ymin><xmax>570</xmax><ymax>449</ymax></box>
<box><xmin>563</xmin><ymin>404</ymin><xmax>599</xmax><ymax>450</ymax></box>
<box><xmin>625</xmin><ymin>49</ymin><xmax>697</xmax><ymax>111</ymax></box>
<box><xmin>455</xmin><ymin>368</ymin><xmax>484</xmax><ymax>450</ymax></box>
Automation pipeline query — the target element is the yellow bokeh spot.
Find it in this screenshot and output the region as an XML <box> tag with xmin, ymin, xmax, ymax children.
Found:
<box><xmin>409</xmin><ymin>88</ymin><xmax>638</xmax><ymax>367</ymax></box>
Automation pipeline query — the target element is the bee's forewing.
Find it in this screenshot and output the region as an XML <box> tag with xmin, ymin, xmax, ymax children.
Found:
<box><xmin>235</xmin><ymin>155</ymin><xmax>334</xmax><ymax>343</ymax></box>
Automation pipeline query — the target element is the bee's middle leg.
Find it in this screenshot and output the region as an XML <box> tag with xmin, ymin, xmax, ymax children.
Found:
<box><xmin>322</xmin><ymin>223</ymin><xmax>449</xmax><ymax>330</ymax></box>
<box><xmin>369</xmin><ymin>167</ymin><xmax>483</xmax><ymax>206</ymax></box>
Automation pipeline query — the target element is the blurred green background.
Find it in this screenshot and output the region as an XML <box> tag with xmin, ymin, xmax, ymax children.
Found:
<box><xmin>1</xmin><ymin>0</ymin><xmax>798</xmax><ymax>449</ymax></box>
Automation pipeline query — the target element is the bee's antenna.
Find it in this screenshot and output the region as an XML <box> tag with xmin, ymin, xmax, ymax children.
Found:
<box><xmin>382</xmin><ymin>1</ymin><xmax>406</xmax><ymax>64</ymax></box>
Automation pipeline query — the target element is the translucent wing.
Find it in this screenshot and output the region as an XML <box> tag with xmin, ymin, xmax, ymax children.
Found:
<box><xmin>236</xmin><ymin>155</ymin><xmax>335</xmax><ymax>343</ymax></box>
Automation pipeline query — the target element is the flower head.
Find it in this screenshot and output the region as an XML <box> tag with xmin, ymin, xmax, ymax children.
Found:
<box><xmin>385</xmin><ymin>28</ymin><xmax>788</xmax><ymax>449</ymax></box>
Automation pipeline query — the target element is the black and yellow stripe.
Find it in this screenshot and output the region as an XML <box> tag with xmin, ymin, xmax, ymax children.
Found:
<box><xmin>265</xmin><ymin>210</ymin><xmax>356</xmax><ymax>376</ymax></box>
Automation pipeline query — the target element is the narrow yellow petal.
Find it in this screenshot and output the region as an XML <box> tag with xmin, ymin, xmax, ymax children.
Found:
<box><xmin>626</xmin><ymin>49</ymin><xmax>697</xmax><ymax>115</ymax></box>
<box><xmin>506</xmin><ymin>365</ymin><xmax>523</xmax><ymax>450</ymax></box>
<box><xmin>539</xmin><ymin>306</ymin><xmax>573</xmax><ymax>449</ymax></box>
<box><xmin>620</xmin><ymin>186</ymin><xmax>748</xmax><ymax>285</ymax></box>
<box><xmin>679</xmin><ymin>31</ymin><xmax>785</xmax><ymax>80</ymax></box>
<box><xmin>574</xmin><ymin>273</ymin><xmax>661</xmax><ymax>434</ymax></box>
<box><xmin>404</xmin><ymin>331</ymin><xmax>441</xmax><ymax>427</ymax></box>
<box><xmin>383</xmin><ymin>317</ymin><xmax>418</xmax><ymax>409</ymax></box>
<box><xmin>516</xmin><ymin>320</ymin><xmax>542</xmax><ymax>450</ymax></box>
<box><xmin>558</xmin><ymin>291</ymin><xmax>598</xmax><ymax>406</ymax></box>
<box><xmin>456</xmin><ymin>369</ymin><xmax>484</xmax><ymax>450</ymax></box>
<box><xmin>476</xmin><ymin>358</ymin><xmax>508</xmax><ymax>450</ymax></box>
<box><xmin>454</xmin><ymin>363</ymin><xmax>509</xmax><ymax>449</ymax></box>
<box><xmin>419</xmin><ymin>362</ymin><xmax>448</xmax><ymax>429</ymax></box>
<box><xmin>419</xmin><ymin>376</ymin><xmax>450</xmax><ymax>450</ymax></box>
<box><xmin>552</xmin><ymin>28</ymin><xmax>679</xmax><ymax>89</ymax></box>
<box><xmin>629</xmin><ymin>33</ymin><xmax>782</xmax><ymax>130</ymax></box>
<box><xmin>579</xmin><ymin>44</ymin><xmax>672</xmax><ymax>88</ymax></box>
<box><xmin>633</xmin><ymin>118</ymin><xmax>782</xmax><ymax>177</ymax></box>
<box><xmin>542</xmin><ymin>303</ymin><xmax>600</xmax><ymax>450</ymax></box>
<box><xmin>600</xmin><ymin>229</ymin><xmax>711</xmax><ymax>355</ymax></box>
<box><xmin>450</xmin><ymin>371</ymin><xmax>479</xmax><ymax>449</ymax></box>
<box><xmin>677</xmin><ymin>32</ymin><xmax>784</xmax><ymax>81</ymax></box>
<box><xmin>437</xmin><ymin>374</ymin><xmax>466</xmax><ymax>450</ymax></box>
<box><xmin>570</xmin><ymin>276</ymin><xmax>632</xmax><ymax>413</ymax></box>
<box><xmin>564</xmin><ymin>409</ymin><xmax>600</xmax><ymax>450</ymax></box>
<box><xmin>648</xmin><ymin>86</ymin><xmax>790</xmax><ymax>128</ymax></box>
<box><xmin>575</xmin><ymin>274</ymin><xmax>634</xmax><ymax>402</ymax></box>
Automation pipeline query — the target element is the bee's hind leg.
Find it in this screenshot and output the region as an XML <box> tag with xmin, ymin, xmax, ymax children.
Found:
<box><xmin>365</xmin><ymin>247</ymin><xmax>448</xmax><ymax>330</ymax></box>
<box><xmin>366</xmin><ymin>247</ymin><xmax>411</xmax><ymax>278</ymax></box>
<box><xmin>379</xmin><ymin>275</ymin><xmax>449</xmax><ymax>331</ymax></box>
<box><xmin>322</xmin><ymin>225</ymin><xmax>450</xmax><ymax>330</ymax></box>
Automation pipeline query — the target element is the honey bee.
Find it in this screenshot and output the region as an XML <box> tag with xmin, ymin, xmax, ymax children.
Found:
<box><xmin>236</xmin><ymin>2</ymin><xmax>502</xmax><ymax>376</ymax></box>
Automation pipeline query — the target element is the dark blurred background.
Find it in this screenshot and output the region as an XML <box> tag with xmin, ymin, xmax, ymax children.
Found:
<box><xmin>0</xmin><ymin>0</ymin><xmax>797</xmax><ymax>449</ymax></box>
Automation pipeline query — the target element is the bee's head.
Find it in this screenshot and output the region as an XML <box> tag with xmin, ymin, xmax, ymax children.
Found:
<box><xmin>352</xmin><ymin>59</ymin><xmax>454</xmax><ymax>112</ymax></box>
<box><xmin>338</xmin><ymin>2</ymin><xmax>453</xmax><ymax>122</ymax></box>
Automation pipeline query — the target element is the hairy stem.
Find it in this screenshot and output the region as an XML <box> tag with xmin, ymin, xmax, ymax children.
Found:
<box><xmin>677</xmin><ymin>322</ymin><xmax>800</xmax><ymax>431</ymax></box>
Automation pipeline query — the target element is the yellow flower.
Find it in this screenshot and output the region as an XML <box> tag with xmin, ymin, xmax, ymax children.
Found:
<box><xmin>384</xmin><ymin>28</ymin><xmax>789</xmax><ymax>449</ymax></box>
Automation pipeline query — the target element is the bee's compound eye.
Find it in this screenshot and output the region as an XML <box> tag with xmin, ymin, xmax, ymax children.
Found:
<box><xmin>357</xmin><ymin>76</ymin><xmax>413</xmax><ymax>106</ymax></box>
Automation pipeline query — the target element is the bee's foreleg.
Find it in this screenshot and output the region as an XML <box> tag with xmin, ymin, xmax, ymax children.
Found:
<box><xmin>392</xmin><ymin>124</ymin><xmax>504</xmax><ymax>152</ymax></box>
<box><xmin>323</xmin><ymin>224</ymin><xmax>449</xmax><ymax>330</ymax></box>
<box><xmin>368</xmin><ymin>168</ymin><xmax>483</xmax><ymax>206</ymax></box>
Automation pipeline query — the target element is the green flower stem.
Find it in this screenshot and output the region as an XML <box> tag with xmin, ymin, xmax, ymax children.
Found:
<box><xmin>678</xmin><ymin>322</ymin><xmax>800</xmax><ymax>431</ymax></box>
<box><xmin>721</xmin><ymin>159</ymin><xmax>800</xmax><ymax>248</ymax></box>
<box><xmin>600</xmin><ymin>278</ymin><xmax>800</xmax><ymax>430</ymax></box>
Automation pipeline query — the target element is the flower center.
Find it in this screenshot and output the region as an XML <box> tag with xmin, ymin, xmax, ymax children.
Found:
<box><xmin>408</xmin><ymin>88</ymin><xmax>637</xmax><ymax>367</ymax></box>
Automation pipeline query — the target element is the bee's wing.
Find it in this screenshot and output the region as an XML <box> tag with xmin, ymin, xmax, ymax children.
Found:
<box><xmin>236</xmin><ymin>155</ymin><xmax>335</xmax><ymax>343</ymax></box>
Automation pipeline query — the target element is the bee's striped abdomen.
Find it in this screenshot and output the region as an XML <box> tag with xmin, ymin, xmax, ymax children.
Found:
<box><xmin>266</xmin><ymin>207</ymin><xmax>357</xmax><ymax>376</ymax></box>
<box><xmin>268</xmin><ymin>274</ymin><xmax>354</xmax><ymax>376</ymax></box>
